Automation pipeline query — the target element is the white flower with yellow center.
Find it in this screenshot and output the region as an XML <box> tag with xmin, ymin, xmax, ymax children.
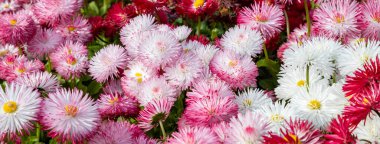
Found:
<box><xmin>354</xmin><ymin>115</ymin><xmax>380</xmax><ymax>143</ymax></box>
<box><xmin>235</xmin><ymin>88</ymin><xmax>272</xmax><ymax>114</ymax></box>
<box><xmin>258</xmin><ymin>102</ymin><xmax>295</xmax><ymax>134</ymax></box>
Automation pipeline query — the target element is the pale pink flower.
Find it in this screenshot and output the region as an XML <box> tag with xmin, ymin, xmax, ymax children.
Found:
<box><xmin>55</xmin><ymin>16</ymin><xmax>92</xmax><ymax>43</ymax></box>
<box><xmin>167</xmin><ymin>127</ymin><xmax>220</xmax><ymax>144</ymax></box>
<box><xmin>97</xmin><ymin>93</ymin><xmax>139</xmax><ymax>118</ymax></box>
<box><xmin>27</xmin><ymin>28</ymin><xmax>63</xmax><ymax>58</ymax></box>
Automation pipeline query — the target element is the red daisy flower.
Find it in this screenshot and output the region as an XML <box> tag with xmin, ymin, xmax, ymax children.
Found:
<box><xmin>176</xmin><ymin>0</ymin><xmax>219</xmax><ymax>18</ymax></box>
<box><xmin>324</xmin><ymin>116</ymin><xmax>357</xmax><ymax>144</ymax></box>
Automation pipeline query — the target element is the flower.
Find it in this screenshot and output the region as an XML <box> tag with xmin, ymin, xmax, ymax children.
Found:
<box><xmin>258</xmin><ymin>102</ymin><xmax>295</xmax><ymax>134</ymax></box>
<box><xmin>97</xmin><ymin>93</ymin><xmax>139</xmax><ymax>118</ymax></box>
<box><xmin>27</xmin><ymin>28</ymin><xmax>63</xmax><ymax>58</ymax></box>
<box><xmin>55</xmin><ymin>16</ymin><xmax>92</xmax><ymax>43</ymax></box>
<box><xmin>186</xmin><ymin>78</ymin><xmax>234</xmax><ymax>103</ymax></box>
<box><xmin>324</xmin><ymin>116</ymin><xmax>356</xmax><ymax>143</ymax></box>
<box><xmin>33</xmin><ymin>0</ymin><xmax>82</xmax><ymax>25</ymax></box>
<box><xmin>211</xmin><ymin>121</ymin><xmax>229</xmax><ymax>143</ymax></box>
<box><xmin>313</xmin><ymin>0</ymin><xmax>361</xmax><ymax>39</ymax></box>
<box><xmin>0</xmin><ymin>83</ymin><xmax>41</xmax><ymax>141</ymax></box>
<box><xmin>191</xmin><ymin>44</ymin><xmax>219</xmax><ymax>69</ymax></box>
<box><xmin>173</xmin><ymin>26</ymin><xmax>192</xmax><ymax>41</ymax></box>
<box><xmin>209</xmin><ymin>50</ymin><xmax>258</xmax><ymax>89</ymax></box>
<box><xmin>89</xmin><ymin>44</ymin><xmax>129</xmax><ymax>83</ymax></box>
<box><xmin>88</xmin><ymin>121</ymin><xmax>137</xmax><ymax>144</ymax></box>
<box><xmin>361</xmin><ymin>0</ymin><xmax>380</xmax><ymax>40</ymax></box>
<box><xmin>237</xmin><ymin>2</ymin><xmax>284</xmax><ymax>40</ymax></box>
<box><xmin>167</xmin><ymin>126</ymin><xmax>219</xmax><ymax>144</ymax></box>
<box><xmin>220</xmin><ymin>25</ymin><xmax>263</xmax><ymax>57</ymax></box>
<box><xmin>104</xmin><ymin>2</ymin><xmax>137</xmax><ymax>29</ymax></box>
<box><xmin>183</xmin><ymin>96</ymin><xmax>238</xmax><ymax>127</ymax></box>
<box><xmin>121</xmin><ymin>61</ymin><xmax>155</xmax><ymax>97</ymax></box>
<box><xmin>136</xmin><ymin>77</ymin><xmax>177</xmax><ymax>106</ymax></box>
<box><xmin>0</xmin><ymin>11</ymin><xmax>36</xmax><ymax>44</ymax></box>
<box><xmin>235</xmin><ymin>88</ymin><xmax>272</xmax><ymax>114</ymax></box>
<box><xmin>40</xmin><ymin>88</ymin><xmax>100</xmax><ymax>143</ymax></box>
<box><xmin>0</xmin><ymin>44</ymin><xmax>19</xmax><ymax>59</ymax></box>
<box><xmin>103</xmin><ymin>80</ymin><xmax>124</xmax><ymax>95</ymax></box>
<box><xmin>0</xmin><ymin>0</ymin><xmax>19</xmax><ymax>13</ymax></box>
<box><xmin>164</xmin><ymin>53</ymin><xmax>203</xmax><ymax>90</ymax></box>
<box><xmin>14</xmin><ymin>71</ymin><xmax>59</xmax><ymax>93</ymax></box>
<box><xmin>353</xmin><ymin>115</ymin><xmax>380</xmax><ymax>143</ymax></box>
<box><xmin>137</xmin><ymin>98</ymin><xmax>174</xmax><ymax>131</ymax></box>
<box><xmin>226</xmin><ymin>112</ymin><xmax>271</xmax><ymax>143</ymax></box>
<box><xmin>0</xmin><ymin>55</ymin><xmax>44</xmax><ymax>81</ymax></box>
<box><xmin>176</xmin><ymin>0</ymin><xmax>219</xmax><ymax>18</ymax></box>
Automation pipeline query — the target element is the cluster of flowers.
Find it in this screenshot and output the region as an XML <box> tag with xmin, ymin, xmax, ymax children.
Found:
<box><xmin>0</xmin><ymin>0</ymin><xmax>380</xmax><ymax>143</ymax></box>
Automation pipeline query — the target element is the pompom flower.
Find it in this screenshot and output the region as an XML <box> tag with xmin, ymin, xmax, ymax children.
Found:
<box><xmin>14</xmin><ymin>71</ymin><xmax>59</xmax><ymax>93</ymax></box>
<box><xmin>27</xmin><ymin>28</ymin><xmax>63</xmax><ymax>58</ymax></box>
<box><xmin>89</xmin><ymin>44</ymin><xmax>129</xmax><ymax>83</ymax></box>
<box><xmin>176</xmin><ymin>0</ymin><xmax>219</xmax><ymax>18</ymax></box>
<box><xmin>137</xmin><ymin>98</ymin><xmax>174</xmax><ymax>131</ymax></box>
<box><xmin>88</xmin><ymin>121</ymin><xmax>137</xmax><ymax>144</ymax></box>
<box><xmin>186</xmin><ymin>78</ymin><xmax>234</xmax><ymax>103</ymax></box>
<box><xmin>137</xmin><ymin>77</ymin><xmax>177</xmax><ymax>106</ymax></box>
<box><xmin>0</xmin><ymin>55</ymin><xmax>44</xmax><ymax>81</ymax></box>
<box><xmin>220</xmin><ymin>25</ymin><xmax>263</xmax><ymax>57</ymax></box>
<box><xmin>32</xmin><ymin>0</ymin><xmax>83</xmax><ymax>25</ymax></box>
<box><xmin>167</xmin><ymin>127</ymin><xmax>219</xmax><ymax>144</ymax></box>
<box><xmin>97</xmin><ymin>93</ymin><xmax>139</xmax><ymax>118</ymax></box>
<box><xmin>191</xmin><ymin>44</ymin><xmax>219</xmax><ymax>69</ymax></box>
<box><xmin>237</xmin><ymin>2</ymin><xmax>284</xmax><ymax>39</ymax></box>
<box><xmin>55</xmin><ymin>16</ymin><xmax>92</xmax><ymax>43</ymax></box>
<box><xmin>235</xmin><ymin>88</ymin><xmax>272</xmax><ymax>114</ymax></box>
<box><xmin>40</xmin><ymin>88</ymin><xmax>100</xmax><ymax>143</ymax></box>
<box><xmin>0</xmin><ymin>11</ymin><xmax>36</xmax><ymax>44</ymax></box>
<box><xmin>210</xmin><ymin>50</ymin><xmax>258</xmax><ymax>89</ymax></box>
<box><xmin>121</xmin><ymin>61</ymin><xmax>155</xmax><ymax>97</ymax></box>
<box><xmin>0</xmin><ymin>83</ymin><xmax>41</xmax><ymax>141</ymax></box>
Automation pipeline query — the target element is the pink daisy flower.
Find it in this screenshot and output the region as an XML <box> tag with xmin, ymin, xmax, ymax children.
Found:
<box><xmin>121</xmin><ymin>61</ymin><xmax>156</xmax><ymax>97</ymax></box>
<box><xmin>40</xmin><ymin>88</ymin><xmax>100</xmax><ymax>143</ymax></box>
<box><xmin>209</xmin><ymin>50</ymin><xmax>259</xmax><ymax>89</ymax></box>
<box><xmin>137</xmin><ymin>98</ymin><xmax>174</xmax><ymax>131</ymax></box>
<box><xmin>167</xmin><ymin>126</ymin><xmax>219</xmax><ymax>144</ymax></box>
<box><xmin>88</xmin><ymin>121</ymin><xmax>137</xmax><ymax>144</ymax></box>
<box><xmin>186</xmin><ymin>78</ymin><xmax>235</xmax><ymax>103</ymax></box>
<box><xmin>50</xmin><ymin>41</ymin><xmax>88</xmax><ymax>79</ymax></box>
<box><xmin>137</xmin><ymin>77</ymin><xmax>177</xmax><ymax>106</ymax></box>
<box><xmin>313</xmin><ymin>0</ymin><xmax>361</xmax><ymax>39</ymax></box>
<box><xmin>55</xmin><ymin>16</ymin><xmax>92</xmax><ymax>43</ymax></box>
<box><xmin>324</xmin><ymin>116</ymin><xmax>356</xmax><ymax>143</ymax></box>
<box><xmin>0</xmin><ymin>44</ymin><xmax>19</xmax><ymax>59</ymax></box>
<box><xmin>237</xmin><ymin>2</ymin><xmax>284</xmax><ymax>40</ymax></box>
<box><xmin>226</xmin><ymin>112</ymin><xmax>271</xmax><ymax>143</ymax></box>
<box><xmin>89</xmin><ymin>44</ymin><xmax>129</xmax><ymax>83</ymax></box>
<box><xmin>361</xmin><ymin>0</ymin><xmax>380</xmax><ymax>40</ymax></box>
<box><xmin>14</xmin><ymin>71</ymin><xmax>59</xmax><ymax>93</ymax></box>
<box><xmin>212</xmin><ymin>121</ymin><xmax>230</xmax><ymax>143</ymax></box>
<box><xmin>183</xmin><ymin>96</ymin><xmax>238</xmax><ymax>127</ymax></box>
<box><xmin>97</xmin><ymin>93</ymin><xmax>140</xmax><ymax>119</ymax></box>
<box><xmin>103</xmin><ymin>79</ymin><xmax>124</xmax><ymax>95</ymax></box>
<box><xmin>32</xmin><ymin>0</ymin><xmax>83</xmax><ymax>25</ymax></box>
<box><xmin>133</xmin><ymin>135</ymin><xmax>158</xmax><ymax>144</ymax></box>
<box><xmin>27</xmin><ymin>28</ymin><xmax>63</xmax><ymax>58</ymax></box>
<box><xmin>0</xmin><ymin>55</ymin><xmax>44</xmax><ymax>81</ymax></box>
<box><xmin>0</xmin><ymin>11</ymin><xmax>36</xmax><ymax>44</ymax></box>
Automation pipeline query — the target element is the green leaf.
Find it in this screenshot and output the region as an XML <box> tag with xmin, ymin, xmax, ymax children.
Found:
<box><xmin>87</xmin><ymin>1</ymin><xmax>99</xmax><ymax>16</ymax></box>
<box><xmin>256</xmin><ymin>58</ymin><xmax>280</xmax><ymax>77</ymax></box>
<box><xmin>87</xmin><ymin>81</ymin><xmax>102</xmax><ymax>95</ymax></box>
<box><xmin>259</xmin><ymin>78</ymin><xmax>278</xmax><ymax>90</ymax></box>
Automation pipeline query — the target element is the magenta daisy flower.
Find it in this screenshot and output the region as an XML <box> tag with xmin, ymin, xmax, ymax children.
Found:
<box><xmin>97</xmin><ymin>93</ymin><xmax>139</xmax><ymax>119</ymax></box>
<box><xmin>137</xmin><ymin>77</ymin><xmax>177</xmax><ymax>106</ymax></box>
<box><xmin>313</xmin><ymin>0</ymin><xmax>361</xmax><ymax>39</ymax></box>
<box><xmin>14</xmin><ymin>71</ymin><xmax>59</xmax><ymax>93</ymax></box>
<box><xmin>237</xmin><ymin>2</ymin><xmax>284</xmax><ymax>40</ymax></box>
<box><xmin>0</xmin><ymin>11</ymin><xmax>36</xmax><ymax>44</ymax></box>
<box><xmin>186</xmin><ymin>78</ymin><xmax>235</xmax><ymax>103</ymax></box>
<box><xmin>40</xmin><ymin>88</ymin><xmax>100</xmax><ymax>143</ymax></box>
<box><xmin>88</xmin><ymin>121</ymin><xmax>137</xmax><ymax>144</ymax></box>
<box><xmin>27</xmin><ymin>28</ymin><xmax>63</xmax><ymax>58</ymax></box>
<box><xmin>137</xmin><ymin>98</ymin><xmax>174</xmax><ymax>131</ymax></box>
<box><xmin>167</xmin><ymin>126</ymin><xmax>219</xmax><ymax>144</ymax></box>
<box><xmin>209</xmin><ymin>50</ymin><xmax>259</xmax><ymax>89</ymax></box>
<box><xmin>32</xmin><ymin>0</ymin><xmax>83</xmax><ymax>25</ymax></box>
<box><xmin>55</xmin><ymin>16</ymin><xmax>92</xmax><ymax>43</ymax></box>
<box><xmin>89</xmin><ymin>44</ymin><xmax>129</xmax><ymax>83</ymax></box>
<box><xmin>361</xmin><ymin>0</ymin><xmax>380</xmax><ymax>40</ymax></box>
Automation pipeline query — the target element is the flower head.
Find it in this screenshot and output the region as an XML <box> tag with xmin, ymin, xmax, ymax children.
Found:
<box><xmin>33</xmin><ymin>0</ymin><xmax>83</xmax><ymax>25</ymax></box>
<box><xmin>14</xmin><ymin>71</ymin><xmax>59</xmax><ymax>93</ymax></box>
<box><xmin>97</xmin><ymin>93</ymin><xmax>139</xmax><ymax>119</ymax></box>
<box><xmin>55</xmin><ymin>16</ymin><xmax>92</xmax><ymax>43</ymax></box>
<box><xmin>187</xmin><ymin>78</ymin><xmax>234</xmax><ymax>103</ymax></box>
<box><xmin>353</xmin><ymin>115</ymin><xmax>380</xmax><ymax>143</ymax></box>
<box><xmin>167</xmin><ymin>126</ymin><xmax>219</xmax><ymax>144</ymax></box>
<box><xmin>88</xmin><ymin>121</ymin><xmax>140</xmax><ymax>144</ymax></box>
<box><xmin>121</xmin><ymin>61</ymin><xmax>156</xmax><ymax>97</ymax></box>
<box><xmin>137</xmin><ymin>98</ymin><xmax>174</xmax><ymax>131</ymax></box>
<box><xmin>235</xmin><ymin>88</ymin><xmax>272</xmax><ymax>114</ymax></box>
<box><xmin>324</xmin><ymin>116</ymin><xmax>357</xmax><ymax>143</ymax></box>
<box><xmin>137</xmin><ymin>77</ymin><xmax>177</xmax><ymax>106</ymax></box>
<box><xmin>0</xmin><ymin>11</ymin><xmax>36</xmax><ymax>44</ymax></box>
<box><xmin>176</xmin><ymin>0</ymin><xmax>219</xmax><ymax>18</ymax></box>
<box><xmin>27</xmin><ymin>28</ymin><xmax>63</xmax><ymax>58</ymax></box>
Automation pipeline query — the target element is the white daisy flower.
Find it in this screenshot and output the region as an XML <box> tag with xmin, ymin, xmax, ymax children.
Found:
<box><xmin>0</xmin><ymin>0</ymin><xmax>18</xmax><ymax>13</ymax></box>
<box><xmin>0</xmin><ymin>44</ymin><xmax>19</xmax><ymax>58</ymax></box>
<box><xmin>257</xmin><ymin>102</ymin><xmax>295</xmax><ymax>134</ymax></box>
<box><xmin>173</xmin><ymin>26</ymin><xmax>192</xmax><ymax>41</ymax></box>
<box><xmin>137</xmin><ymin>77</ymin><xmax>177</xmax><ymax>106</ymax></box>
<box><xmin>336</xmin><ymin>40</ymin><xmax>380</xmax><ymax>76</ymax></box>
<box><xmin>192</xmin><ymin>44</ymin><xmax>219</xmax><ymax>69</ymax></box>
<box><xmin>14</xmin><ymin>71</ymin><xmax>59</xmax><ymax>93</ymax></box>
<box><xmin>220</xmin><ymin>25</ymin><xmax>263</xmax><ymax>57</ymax></box>
<box><xmin>275</xmin><ymin>67</ymin><xmax>328</xmax><ymax>100</ymax></box>
<box><xmin>0</xmin><ymin>83</ymin><xmax>41</xmax><ymax>137</ymax></box>
<box><xmin>283</xmin><ymin>37</ymin><xmax>343</xmax><ymax>78</ymax></box>
<box><xmin>182</xmin><ymin>40</ymin><xmax>204</xmax><ymax>53</ymax></box>
<box><xmin>235</xmin><ymin>88</ymin><xmax>272</xmax><ymax>114</ymax></box>
<box><xmin>354</xmin><ymin>115</ymin><xmax>380</xmax><ymax>143</ymax></box>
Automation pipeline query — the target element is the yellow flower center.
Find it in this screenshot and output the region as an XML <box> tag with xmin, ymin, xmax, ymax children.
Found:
<box><xmin>228</xmin><ymin>60</ymin><xmax>238</xmax><ymax>67</ymax></box>
<box><xmin>9</xmin><ymin>19</ymin><xmax>17</xmax><ymax>26</ymax></box>
<box><xmin>243</xmin><ymin>99</ymin><xmax>252</xmax><ymax>106</ymax></box>
<box><xmin>0</xmin><ymin>49</ymin><xmax>9</xmax><ymax>57</ymax></box>
<box><xmin>193</xmin><ymin>0</ymin><xmax>205</xmax><ymax>8</ymax></box>
<box><xmin>284</xmin><ymin>133</ymin><xmax>301</xmax><ymax>144</ymax></box>
<box><xmin>3</xmin><ymin>4</ymin><xmax>10</xmax><ymax>9</ymax></box>
<box><xmin>355</xmin><ymin>38</ymin><xmax>366</xmax><ymax>44</ymax></box>
<box><xmin>335</xmin><ymin>14</ymin><xmax>345</xmax><ymax>23</ymax></box>
<box><xmin>135</xmin><ymin>72</ymin><xmax>143</xmax><ymax>83</ymax></box>
<box><xmin>307</xmin><ymin>99</ymin><xmax>321</xmax><ymax>110</ymax></box>
<box><xmin>271</xmin><ymin>114</ymin><xmax>284</xmax><ymax>123</ymax></box>
<box><xmin>64</xmin><ymin>105</ymin><xmax>78</xmax><ymax>117</ymax></box>
<box><xmin>66</xmin><ymin>56</ymin><xmax>77</xmax><ymax>65</ymax></box>
<box><xmin>16</xmin><ymin>66</ymin><xmax>26</xmax><ymax>74</ymax></box>
<box><xmin>363</xmin><ymin>98</ymin><xmax>370</xmax><ymax>105</ymax></box>
<box><xmin>296</xmin><ymin>80</ymin><xmax>305</xmax><ymax>87</ymax></box>
<box><xmin>361</xmin><ymin>54</ymin><xmax>369</xmax><ymax>62</ymax></box>
<box><xmin>67</xmin><ymin>26</ymin><xmax>76</xmax><ymax>32</ymax></box>
<box><xmin>3</xmin><ymin>101</ymin><xmax>18</xmax><ymax>113</ymax></box>
<box><xmin>108</xmin><ymin>97</ymin><xmax>119</xmax><ymax>105</ymax></box>
<box><xmin>255</xmin><ymin>14</ymin><xmax>268</xmax><ymax>22</ymax></box>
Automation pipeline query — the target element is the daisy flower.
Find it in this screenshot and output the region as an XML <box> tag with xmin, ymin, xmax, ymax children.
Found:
<box><xmin>183</xmin><ymin>96</ymin><xmax>238</xmax><ymax>127</ymax></box>
<box><xmin>32</xmin><ymin>0</ymin><xmax>82</xmax><ymax>25</ymax></box>
<box><xmin>290</xmin><ymin>84</ymin><xmax>347</xmax><ymax>129</ymax></box>
<box><xmin>173</xmin><ymin>25</ymin><xmax>192</xmax><ymax>41</ymax></box>
<box><xmin>89</xmin><ymin>44</ymin><xmax>129</xmax><ymax>83</ymax></box>
<box><xmin>313</xmin><ymin>0</ymin><xmax>361</xmax><ymax>39</ymax></box>
<box><xmin>104</xmin><ymin>2</ymin><xmax>137</xmax><ymax>29</ymax></box>
<box><xmin>0</xmin><ymin>56</ymin><xmax>44</xmax><ymax>82</ymax></box>
<box><xmin>361</xmin><ymin>0</ymin><xmax>380</xmax><ymax>40</ymax></box>
<box><xmin>186</xmin><ymin>78</ymin><xmax>234</xmax><ymax>103</ymax></box>
<box><xmin>275</xmin><ymin>67</ymin><xmax>328</xmax><ymax>100</ymax></box>
<box><xmin>258</xmin><ymin>102</ymin><xmax>295</xmax><ymax>134</ymax></box>
<box><xmin>121</xmin><ymin>61</ymin><xmax>155</xmax><ymax>97</ymax></box>
<box><xmin>40</xmin><ymin>88</ymin><xmax>100</xmax><ymax>143</ymax></box>
<box><xmin>137</xmin><ymin>98</ymin><xmax>174</xmax><ymax>131</ymax></box>
<box><xmin>237</xmin><ymin>2</ymin><xmax>284</xmax><ymax>40</ymax></box>
<box><xmin>138</xmin><ymin>31</ymin><xmax>182</xmax><ymax>68</ymax></box>
<box><xmin>103</xmin><ymin>79</ymin><xmax>124</xmax><ymax>95</ymax></box>
<box><xmin>120</xmin><ymin>14</ymin><xmax>156</xmax><ymax>58</ymax></box>
<box><xmin>27</xmin><ymin>28</ymin><xmax>63</xmax><ymax>58</ymax></box>
<box><xmin>235</xmin><ymin>88</ymin><xmax>272</xmax><ymax>114</ymax></box>
<box><xmin>55</xmin><ymin>16</ymin><xmax>92</xmax><ymax>43</ymax></box>
<box><xmin>211</xmin><ymin>121</ymin><xmax>229</xmax><ymax>143</ymax></box>
<box><xmin>164</xmin><ymin>53</ymin><xmax>203</xmax><ymax>90</ymax></box>
<box><xmin>337</xmin><ymin>40</ymin><xmax>380</xmax><ymax>76</ymax></box>
<box><xmin>137</xmin><ymin>77</ymin><xmax>177</xmax><ymax>106</ymax></box>
<box><xmin>226</xmin><ymin>112</ymin><xmax>271</xmax><ymax>143</ymax></box>
<box><xmin>167</xmin><ymin>126</ymin><xmax>219</xmax><ymax>144</ymax></box>
<box><xmin>210</xmin><ymin>50</ymin><xmax>258</xmax><ymax>89</ymax></box>
<box><xmin>97</xmin><ymin>93</ymin><xmax>139</xmax><ymax>119</ymax></box>
<box><xmin>88</xmin><ymin>121</ymin><xmax>137</xmax><ymax>144</ymax></box>
<box><xmin>182</xmin><ymin>40</ymin><xmax>204</xmax><ymax>53</ymax></box>
<box><xmin>353</xmin><ymin>115</ymin><xmax>380</xmax><ymax>143</ymax></box>
<box><xmin>0</xmin><ymin>0</ymin><xmax>19</xmax><ymax>13</ymax></box>
<box><xmin>0</xmin><ymin>44</ymin><xmax>19</xmax><ymax>59</ymax></box>
<box><xmin>14</xmin><ymin>71</ymin><xmax>59</xmax><ymax>93</ymax></box>
<box><xmin>283</xmin><ymin>37</ymin><xmax>343</xmax><ymax>78</ymax></box>
<box><xmin>220</xmin><ymin>25</ymin><xmax>263</xmax><ymax>57</ymax></box>
<box><xmin>191</xmin><ymin>44</ymin><xmax>219</xmax><ymax>69</ymax></box>
<box><xmin>133</xmin><ymin>135</ymin><xmax>158</xmax><ymax>144</ymax></box>
<box><xmin>0</xmin><ymin>11</ymin><xmax>36</xmax><ymax>44</ymax></box>
<box><xmin>176</xmin><ymin>0</ymin><xmax>219</xmax><ymax>18</ymax></box>
<box><xmin>0</xmin><ymin>83</ymin><xmax>41</xmax><ymax>141</ymax></box>
<box><xmin>324</xmin><ymin>116</ymin><xmax>356</xmax><ymax>143</ymax></box>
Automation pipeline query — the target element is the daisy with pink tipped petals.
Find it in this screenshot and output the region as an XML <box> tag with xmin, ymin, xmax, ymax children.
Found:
<box><xmin>0</xmin><ymin>56</ymin><xmax>44</xmax><ymax>81</ymax></box>
<box><xmin>210</xmin><ymin>50</ymin><xmax>258</xmax><ymax>89</ymax></box>
<box><xmin>137</xmin><ymin>77</ymin><xmax>177</xmax><ymax>106</ymax></box>
<box><xmin>27</xmin><ymin>28</ymin><xmax>63</xmax><ymax>58</ymax></box>
<box><xmin>186</xmin><ymin>78</ymin><xmax>234</xmax><ymax>103</ymax></box>
<box><xmin>89</xmin><ymin>44</ymin><xmax>129</xmax><ymax>83</ymax></box>
<box><xmin>167</xmin><ymin>126</ymin><xmax>220</xmax><ymax>144</ymax></box>
<box><xmin>55</xmin><ymin>16</ymin><xmax>92</xmax><ymax>43</ymax></box>
<box><xmin>88</xmin><ymin>121</ymin><xmax>138</xmax><ymax>144</ymax></box>
<box><xmin>137</xmin><ymin>98</ymin><xmax>174</xmax><ymax>131</ymax></box>
<box><xmin>14</xmin><ymin>71</ymin><xmax>59</xmax><ymax>93</ymax></box>
<box><xmin>40</xmin><ymin>88</ymin><xmax>100</xmax><ymax>143</ymax></box>
<box><xmin>97</xmin><ymin>93</ymin><xmax>139</xmax><ymax>119</ymax></box>
<box><xmin>121</xmin><ymin>61</ymin><xmax>155</xmax><ymax>97</ymax></box>
<box><xmin>362</xmin><ymin>0</ymin><xmax>380</xmax><ymax>40</ymax></box>
<box><xmin>237</xmin><ymin>2</ymin><xmax>284</xmax><ymax>40</ymax></box>
<box><xmin>33</xmin><ymin>0</ymin><xmax>83</xmax><ymax>25</ymax></box>
<box><xmin>0</xmin><ymin>11</ymin><xmax>36</xmax><ymax>44</ymax></box>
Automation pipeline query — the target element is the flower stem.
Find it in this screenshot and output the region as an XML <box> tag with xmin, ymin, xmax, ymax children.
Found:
<box><xmin>159</xmin><ymin>120</ymin><xmax>167</xmax><ymax>141</ymax></box>
<box><xmin>306</xmin><ymin>64</ymin><xmax>310</xmax><ymax>91</ymax></box>
<box><xmin>304</xmin><ymin>0</ymin><xmax>311</xmax><ymax>37</ymax></box>
<box><xmin>196</xmin><ymin>16</ymin><xmax>201</xmax><ymax>36</ymax></box>
<box><xmin>284</xmin><ymin>10</ymin><xmax>290</xmax><ymax>38</ymax></box>
<box><xmin>263</xmin><ymin>43</ymin><xmax>269</xmax><ymax>60</ymax></box>
<box><xmin>46</xmin><ymin>56</ymin><xmax>52</xmax><ymax>73</ymax></box>
<box><xmin>36</xmin><ymin>123</ymin><xmax>41</xmax><ymax>141</ymax></box>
